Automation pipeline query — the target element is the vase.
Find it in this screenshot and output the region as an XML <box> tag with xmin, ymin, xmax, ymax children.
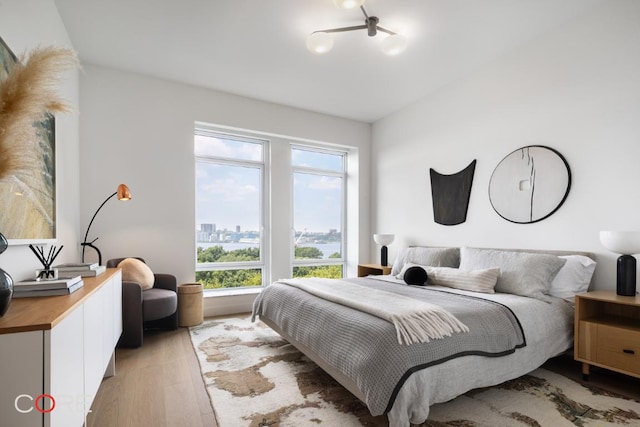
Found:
<box><xmin>0</xmin><ymin>232</ymin><xmax>13</xmax><ymax>317</ymax></box>
<box><xmin>0</xmin><ymin>268</ymin><xmax>13</xmax><ymax>316</ymax></box>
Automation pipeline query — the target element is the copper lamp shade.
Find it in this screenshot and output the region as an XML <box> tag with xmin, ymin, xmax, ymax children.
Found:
<box><xmin>117</xmin><ymin>183</ymin><xmax>132</xmax><ymax>200</ymax></box>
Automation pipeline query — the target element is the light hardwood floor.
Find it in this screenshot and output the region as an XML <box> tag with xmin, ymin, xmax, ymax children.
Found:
<box><xmin>87</xmin><ymin>321</ymin><xmax>640</xmax><ymax>427</ymax></box>
<box><xmin>87</xmin><ymin>327</ymin><xmax>217</xmax><ymax>427</ymax></box>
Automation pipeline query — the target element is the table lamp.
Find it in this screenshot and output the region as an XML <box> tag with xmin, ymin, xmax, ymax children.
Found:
<box><xmin>373</xmin><ymin>234</ymin><xmax>394</xmax><ymax>266</ymax></box>
<box><xmin>599</xmin><ymin>230</ymin><xmax>640</xmax><ymax>296</ymax></box>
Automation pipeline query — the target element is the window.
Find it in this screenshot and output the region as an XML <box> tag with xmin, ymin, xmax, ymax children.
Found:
<box><xmin>195</xmin><ymin>124</ymin><xmax>352</xmax><ymax>290</ymax></box>
<box><xmin>195</xmin><ymin>129</ymin><xmax>266</xmax><ymax>289</ymax></box>
<box><xmin>292</xmin><ymin>146</ymin><xmax>345</xmax><ymax>278</ymax></box>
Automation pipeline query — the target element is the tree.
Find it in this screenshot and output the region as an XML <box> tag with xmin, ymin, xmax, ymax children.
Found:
<box><xmin>196</xmin><ymin>245</ymin><xmax>343</xmax><ymax>287</ymax></box>
<box><xmin>196</xmin><ymin>246</ymin><xmax>261</xmax><ymax>288</ymax></box>
<box><xmin>218</xmin><ymin>247</ymin><xmax>260</xmax><ymax>262</ymax></box>
<box><xmin>197</xmin><ymin>246</ymin><xmax>260</xmax><ymax>263</ymax></box>
<box><xmin>294</xmin><ymin>246</ymin><xmax>323</xmax><ymax>259</ymax></box>
<box><xmin>196</xmin><ymin>269</ymin><xmax>262</xmax><ymax>289</ymax></box>
<box><xmin>293</xmin><ymin>265</ymin><xmax>342</xmax><ymax>279</ymax></box>
<box><xmin>197</xmin><ymin>245</ymin><xmax>226</xmax><ymax>263</ymax></box>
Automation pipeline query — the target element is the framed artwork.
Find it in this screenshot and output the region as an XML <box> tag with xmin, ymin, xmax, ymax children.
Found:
<box><xmin>489</xmin><ymin>145</ymin><xmax>571</xmax><ymax>224</ymax></box>
<box><xmin>0</xmin><ymin>37</ymin><xmax>57</xmax><ymax>243</ymax></box>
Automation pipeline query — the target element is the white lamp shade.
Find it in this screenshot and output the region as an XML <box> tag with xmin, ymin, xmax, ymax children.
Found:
<box><xmin>306</xmin><ymin>32</ymin><xmax>334</xmax><ymax>54</ymax></box>
<box><xmin>373</xmin><ymin>234</ymin><xmax>394</xmax><ymax>246</ymax></box>
<box><xmin>333</xmin><ymin>0</ymin><xmax>365</xmax><ymax>9</ymax></box>
<box><xmin>381</xmin><ymin>34</ymin><xmax>408</xmax><ymax>56</ymax></box>
<box><xmin>599</xmin><ymin>230</ymin><xmax>640</xmax><ymax>255</ymax></box>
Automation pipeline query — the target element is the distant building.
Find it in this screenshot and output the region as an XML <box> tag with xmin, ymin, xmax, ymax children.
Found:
<box><xmin>196</xmin><ymin>230</ymin><xmax>211</xmax><ymax>242</ymax></box>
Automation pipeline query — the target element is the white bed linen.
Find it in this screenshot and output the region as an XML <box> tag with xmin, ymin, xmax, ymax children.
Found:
<box><xmin>372</xmin><ymin>277</ymin><xmax>574</xmax><ymax>426</ymax></box>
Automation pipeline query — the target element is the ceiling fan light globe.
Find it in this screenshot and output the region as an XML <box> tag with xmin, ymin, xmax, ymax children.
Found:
<box><xmin>381</xmin><ymin>34</ymin><xmax>408</xmax><ymax>56</ymax></box>
<box><xmin>333</xmin><ymin>0</ymin><xmax>365</xmax><ymax>10</ymax></box>
<box><xmin>306</xmin><ymin>32</ymin><xmax>334</xmax><ymax>54</ymax></box>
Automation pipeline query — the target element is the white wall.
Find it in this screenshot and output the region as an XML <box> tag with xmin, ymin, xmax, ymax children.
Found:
<box><xmin>0</xmin><ymin>0</ymin><xmax>81</xmax><ymax>282</ymax></box>
<box><xmin>0</xmin><ymin>1</ymin><xmax>370</xmax><ymax>317</ymax></box>
<box><xmin>372</xmin><ymin>0</ymin><xmax>640</xmax><ymax>291</ymax></box>
<box><xmin>79</xmin><ymin>65</ymin><xmax>371</xmax><ymax>314</ymax></box>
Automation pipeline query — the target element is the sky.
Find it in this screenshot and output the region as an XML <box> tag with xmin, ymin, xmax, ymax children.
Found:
<box><xmin>195</xmin><ymin>134</ymin><xmax>343</xmax><ymax>233</ymax></box>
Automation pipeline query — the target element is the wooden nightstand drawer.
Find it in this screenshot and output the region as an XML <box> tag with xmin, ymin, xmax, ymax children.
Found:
<box><xmin>596</xmin><ymin>324</ymin><xmax>640</xmax><ymax>375</ymax></box>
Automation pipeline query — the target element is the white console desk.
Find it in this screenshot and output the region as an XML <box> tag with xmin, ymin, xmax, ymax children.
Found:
<box><xmin>0</xmin><ymin>268</ymin><xmax>122</xmax><ymax>427</ymax></box>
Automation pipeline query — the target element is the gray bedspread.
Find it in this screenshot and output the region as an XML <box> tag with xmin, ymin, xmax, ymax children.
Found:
<box><xmin>252</xmin><ymin>277</ymin><xmax>526</xmax><ymax>416</ymax></box>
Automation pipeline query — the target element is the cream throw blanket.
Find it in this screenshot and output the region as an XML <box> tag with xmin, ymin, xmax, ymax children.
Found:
<box><xmin>275</xmin><ymin>278</ymin><xmax>469</xmax><ymax>345</ymax></box>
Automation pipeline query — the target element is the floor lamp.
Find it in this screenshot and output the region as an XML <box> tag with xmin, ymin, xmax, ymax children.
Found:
<box><xmin>81</xmin><ymin>184</ymin><xmax>131</xmax><ymax>265</ymax></box>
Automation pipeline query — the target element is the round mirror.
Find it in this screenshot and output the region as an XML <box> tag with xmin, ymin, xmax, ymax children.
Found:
<box><xmin>489</xmin><ymin>146</ymin><xmax>571</xmax><ymax>224</ymax></box>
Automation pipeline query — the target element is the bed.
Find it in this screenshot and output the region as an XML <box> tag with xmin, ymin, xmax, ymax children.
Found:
<box><xmin>252</xmin><ymin>246</ymin><xmax>597</xmax><ymax>426</ymax></box>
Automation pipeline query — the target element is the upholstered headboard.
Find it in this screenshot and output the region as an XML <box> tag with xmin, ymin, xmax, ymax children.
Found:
<box><xmin>407</xmin><ymin>246</ymin><xmax>596</xmax><ymax>261</ymax></box>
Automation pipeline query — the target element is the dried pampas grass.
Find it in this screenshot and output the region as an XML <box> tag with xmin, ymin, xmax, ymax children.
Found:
<box><xmin>0</xmin><ymin>46</ymin><xmax>79</xmax><ymax>180</ymax></box>
<box><xmin>0</xmin><ymin>45</ymin><xmax>78</xmax><ymax>239</ymax></box>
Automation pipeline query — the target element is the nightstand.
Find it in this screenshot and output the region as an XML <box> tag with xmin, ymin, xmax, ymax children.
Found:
<box><xmin>574</xmin><ymin>290</ymin><xmax>640</xmax><ymax>380</ymax></box>
<box><xmin>357</xmin><ymin>264</ymin><xmax>392</xmax><ymax>277</ymax></box>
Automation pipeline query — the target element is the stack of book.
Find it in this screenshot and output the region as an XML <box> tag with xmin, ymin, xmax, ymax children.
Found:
<box><xmin>52</xmin><ymin>262</ymin><xmax>107</xmax><ymax>277</ymax></box>
<box><xmin>13</xmin><ymin>275</ymin><xmax>84</xmax><ymax>298</ymax></box>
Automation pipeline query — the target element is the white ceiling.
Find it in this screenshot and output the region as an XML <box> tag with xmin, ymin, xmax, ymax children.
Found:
<box><xmin>53</xmin><ymin>0</ymin><xmax>602</xmax><ymax>123</ymax></box>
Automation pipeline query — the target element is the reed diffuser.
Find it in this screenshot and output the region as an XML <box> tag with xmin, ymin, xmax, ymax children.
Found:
<box><xmin>29</xmin><ymin>244</ymin><xmax>63</xmax><ymax>280</ymax></box>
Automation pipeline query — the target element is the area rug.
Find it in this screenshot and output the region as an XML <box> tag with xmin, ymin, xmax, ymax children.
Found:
<box><xmin>189</xmin><ymin>315</ymin><xmax>640</xmax><ymax>426</ymax></box>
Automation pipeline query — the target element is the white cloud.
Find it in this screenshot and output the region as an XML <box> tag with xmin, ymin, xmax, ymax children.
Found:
<box><xmin>202</xmin><ymin>179</ymin><xmax>258</xmax><ymax>202</ymax></box>
<box><xmin>309</xmin><ymin>176</ymin><xmax>341</xmax><ymax>190</ymax></box>
<box><xmin>194</xmin><ymin>136</ymin><xmax>232</xmax><ymax>157</ymax></box>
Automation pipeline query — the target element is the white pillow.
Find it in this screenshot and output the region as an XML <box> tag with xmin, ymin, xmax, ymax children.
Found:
<box><xmin>549</xmin><ymin>255</ymin><xmax>596</xmax><ymax>303</ymax></box>
<box><xmin>396</xmin><ymin>263</ymin><xmax>499</xmax><ymax>294</ymax></box>
<box><xmin>391</xmin><ymin>247</ymin><xmax>460</xmax><ymax>276</ymax></box>
<box><xmin>425</xmin><ymin>266</ymin><xmax>500</xmax><ymax>294</ymax></box>
<box><xmin>459</xmin><ymin>247</ymin><xmax>566</xmax><ymax>299</ymax></box>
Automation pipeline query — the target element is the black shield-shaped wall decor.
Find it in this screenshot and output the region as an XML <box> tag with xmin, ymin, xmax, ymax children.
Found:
<box><xmin>430</xmin><ymin>160</ymin><xmax>476</xmax><ymax>226</ymax></box>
